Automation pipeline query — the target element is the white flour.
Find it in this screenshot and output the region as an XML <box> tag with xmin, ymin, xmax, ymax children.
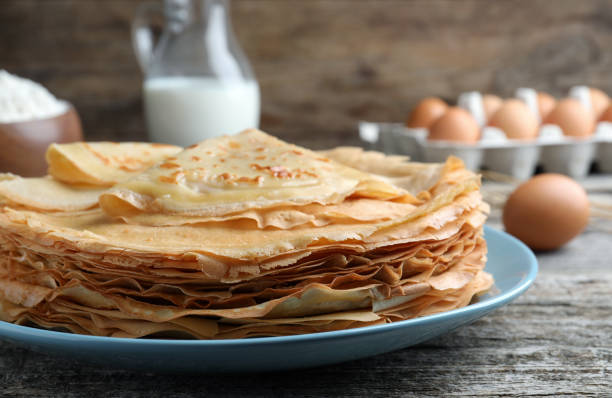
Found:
<box><xmin>0</xmin><ymin>70</ymin><xmax>68</xmax><ymax>123</ymax></box>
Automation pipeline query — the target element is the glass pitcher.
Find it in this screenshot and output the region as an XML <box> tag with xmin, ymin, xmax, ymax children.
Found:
<box><xmin>132</xmin><ymin>0</ymin><xmax>260</xmax><ymax>146</ymax></box>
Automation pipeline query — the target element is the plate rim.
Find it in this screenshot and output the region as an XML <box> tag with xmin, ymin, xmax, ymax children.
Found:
<box><xmin>0</xmin><ymin>226</ymin><xmax>538</xmax><ymax>347</ymax></box>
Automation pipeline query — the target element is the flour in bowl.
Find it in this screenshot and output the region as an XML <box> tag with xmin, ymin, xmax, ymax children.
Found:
<box><xmin>0</xmin><ymin>70</ymin><xmax>68</xmax><ymax>123</ymax></box>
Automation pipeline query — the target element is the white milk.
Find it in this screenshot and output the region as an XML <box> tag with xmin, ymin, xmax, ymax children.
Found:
<box><xmin>143</xmin><ymin>77</ymin><xmax>260</xmax><ymax>146</ymax></box>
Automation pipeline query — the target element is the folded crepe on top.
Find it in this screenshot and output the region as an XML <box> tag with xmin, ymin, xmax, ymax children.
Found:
<box><xmin>46</xmin><ymin>141</ymin><xmax>182</xmax><ymax>186</ymax></box>
<box><xmin>0</xmin><ymin>129</ymin><xmax>493</xmax><ymax>339</ymax></box>
<box><xmin>99</xmin><ymin>129</ymin><xmax>412</xmax><ymax>218</ymax></box>
<box><xmin>0</xmin><ymin>142</ymin><xmax>183</xmax><ymax>213</ymax></box>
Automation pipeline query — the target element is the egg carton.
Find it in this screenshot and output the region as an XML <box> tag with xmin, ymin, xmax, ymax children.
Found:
<box><xmin>358</xmin><ymin>121</ymin><xmax>612</xmax><ymax>180</ymax></box>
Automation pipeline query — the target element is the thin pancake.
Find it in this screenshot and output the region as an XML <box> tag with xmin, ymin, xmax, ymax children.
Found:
<box><xmin>0</xmin><ymin>176</ymin><xmax>105</xmax><ymax>212</ymax></box>
<box><xmin>117</xmin><ymin>199</ymin><xmax>418</xmax><ymax>229</ymax></box>
<box><xmin>99</xmin><ymin>129</ymin><xmax>408</xmax><ymax>218</ymax></box>
<box><xmin>46</xmin><ymin>142</ymin><xmax>182</xmax><ymax>187</ymax></box>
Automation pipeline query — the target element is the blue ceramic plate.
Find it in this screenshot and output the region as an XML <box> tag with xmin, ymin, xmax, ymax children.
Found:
<box><xmin>0</xmin><ymin>226</ymin><xmax>537</xmax><ymax>373</ymax></box>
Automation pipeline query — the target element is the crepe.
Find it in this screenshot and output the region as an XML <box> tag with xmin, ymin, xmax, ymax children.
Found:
<box><xmin>99</xmin><ymin>129</ymin><xmax>410</xmax><ymax>218</ymax></box>
<box><xmin>0</xmin><ymin>175</ymin><xmax>106</xmax><ymax>211</ymax></box>
<box><xmin>0</xmin><ymin>131</ymin><xmax>493</xmax><ymax>339</ymax></box>
<box><xmin>0</xmin><ymin>142</ymin><xmax>184</xmax><ymax>212</ymax></box>
<box><xmin>47</xmin><ymin>141</ymin><xmax>182</xmax><ymax>186</ymax></box>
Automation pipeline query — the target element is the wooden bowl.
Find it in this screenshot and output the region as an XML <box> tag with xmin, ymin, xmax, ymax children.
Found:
<box><xmin>0</xmin><ymin>105</ymin><xmax>83</xmax><ymax>177</ymax></box>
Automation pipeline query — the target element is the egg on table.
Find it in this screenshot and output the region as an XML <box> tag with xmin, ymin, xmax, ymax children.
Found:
<box><xmin>544</xmin><ymin>98</ymin><xmax>595</xmax><ymax>138</ymax></box>
<box><xmin>406</xmin><ymin>97</ymin><xmax>448</xmax><ymax>128</ymax></box>
<box><xmin>537</xmin><ymin>92</ymin><xmax>556</xmax><ymax>120</ymax></box>
<box><xmin>503</xmin><ymin>173</ymin><xmax>590</xmax><ymax>251</ymax></box>
<box><xmin>427</xmin><ymin>107</ymin><xmax>480</xmax><ymax>143</ymax></box>
<box><xmin>488</xmin><ymin>99</ymin><xmax>539</xmax><ymax>140</ymax></box>
<box><xmin>482</xmin><ymin>94</ymin><xmax>503</xmax><ymax>121</ymax></box>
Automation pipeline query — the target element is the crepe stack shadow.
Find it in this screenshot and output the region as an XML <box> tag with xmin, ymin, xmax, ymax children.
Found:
<box><xmin>0</xmin><ymin>129</ymin><xmax>493</xmax><ymax>339</ymax></box>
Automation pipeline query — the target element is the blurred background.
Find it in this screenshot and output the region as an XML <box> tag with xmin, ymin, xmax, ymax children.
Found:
<box><xmin>3</xmin><ymin>0</ymin><xmax>612</xmax><ymax>148</ymax></box>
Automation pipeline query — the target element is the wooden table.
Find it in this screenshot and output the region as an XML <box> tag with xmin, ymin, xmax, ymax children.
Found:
<box><xmin>1</xmin><ymin>181</ymin><xmax>611</xmax><ymax>397</ymax></box>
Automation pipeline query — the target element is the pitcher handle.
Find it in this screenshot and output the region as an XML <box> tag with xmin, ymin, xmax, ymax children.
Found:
<box><xmin>132</xmin><ymin>1</ymin><xmax>163</xmax><ymax>74</ymax></box>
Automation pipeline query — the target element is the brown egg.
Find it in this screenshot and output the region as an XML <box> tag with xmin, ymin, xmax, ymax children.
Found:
<box><xmin>544</xmin><ymin>98</ymin><xmax>595</xmax><ymax>138</ymax></box>
<box><xmin>503</xmin><ymin>174</ymin><xmax>590</xmax><ymax>251</ymax></box>
<box><xmin>482</xmin><ymin>94</ymin><xmax>503</xmax><ymax>121</ymax></box>
<box><xmin>406</xmin><ymin>97</ymin><xmax>448</xmax><ymax>128</ymax></box>
<box><xmin>488</xmin><ymin>99</ymin><xmax>539</xmax><ymax>140</ymax></box>
<box><xmin>599</xmin><ymin>103</ymin><xmax>612</xmax><ymax>122</ymax></box>
<box><xmin>537</xmin><ymin>92</ymin><xmax>556</xmax><ymax>119</ymax></box>
<box><xmin>428</xmin><ymin>107</ymin><xmax>480</xmax><ymax>143</ymax></box>
<box><xmin>589</xmin><ymin>87</ymin><xmax>610</xmax><ymax>119</ymax></box>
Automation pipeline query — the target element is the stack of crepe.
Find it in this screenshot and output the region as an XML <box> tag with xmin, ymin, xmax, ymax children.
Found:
<box><xmin>0</xmin><ymin>130</ymin><xmax>492</xmax><ymax>339</ymax></box>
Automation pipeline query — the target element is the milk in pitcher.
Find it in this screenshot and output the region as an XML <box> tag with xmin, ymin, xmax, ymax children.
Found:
<box><xmin>144</xmin><ymin>77</ymin><xmax>260</xmax><ymax>147</ymax></box>
<box><xmin>133</xmin><ymin>0</ymin><xmax>261</xmax><ymax>147</ymax></box>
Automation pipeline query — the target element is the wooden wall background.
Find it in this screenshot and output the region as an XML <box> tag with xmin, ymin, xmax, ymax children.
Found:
<box><xmin>3</xmin><ymin>0</ymin><xmax>612</xmax><ymax>148</ymax></box>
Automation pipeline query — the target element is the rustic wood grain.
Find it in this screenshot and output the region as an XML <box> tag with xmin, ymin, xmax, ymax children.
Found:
<box><xmin>1</xmin><ymin>193</ymin><xmax>612</xmax><ymax>397</ymax></box>
<box><xmin>3</xmin><ymin>0</ymin><xmax>612</xmax><ymax>148</ymax></box>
